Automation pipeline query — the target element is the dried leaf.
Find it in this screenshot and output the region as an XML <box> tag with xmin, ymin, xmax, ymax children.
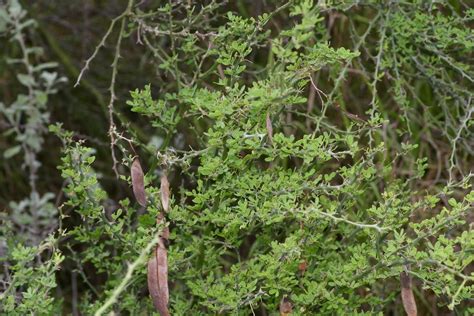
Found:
<box><xmin>298</xmin><ymin>260</ymin><xmax>307</xmax><ymax>274</ymax></box>
<box><xmin>160</xmin><ymin>173</ymin><xmax>170</xmax><ymax>212</ymax></box>
<box><xmin>131</xmin><ymin>158</ymin><xmax>147</xmax><ymax>207</ymax></box>
<box><xmin>400</xmin><ymin>271</ymin><xmax>417</xmax><ymax>316</ymax></box>
<box><xmin>279</xmin><ymin>296</ymin><xmax>293</xmax><ymax>316</ymax></box>
<box><xmin>266</xmin><ymin>111</ymin><xmax>273</xmax><ymax>144</ymax></box>
<box><xmin>147</xmin><ymin>239</ymin><xmax>169</xmax><ymax>316</ymax></box>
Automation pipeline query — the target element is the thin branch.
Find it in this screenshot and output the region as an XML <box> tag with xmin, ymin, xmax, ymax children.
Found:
<box><xmin>449</xmin><ymin>98</ymin><xmax>473</xmax><ymax>182</ymax></box>
<box><xmin>314</xmin><ymin>209</ymin><xmax>386</xmax><ymax>233</ymax></box>
<box><xmin>74</xmin><ymin>7</ymin><xmax>131</xmax><ymax>87</ymax></box>
<box><xmin>314</xmin><ymin>11</ymin><xmax>382</xmax><ymax>132</ymax></box>
<box><xmin>94</xmin><ymin>235</ymin><xmax>159</xmax><ymax>316</ymax></box>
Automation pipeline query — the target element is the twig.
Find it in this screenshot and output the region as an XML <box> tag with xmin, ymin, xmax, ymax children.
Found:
<box><xmin>74</xmin><ymin>5</ymin><xmax>131</xmax><ymax>87</ymax></box>
<box><xmin>314</xmin><ymin>209</ymin><xmax>386</xmax><ymax>232</ymax></box>
<box><xmin>94</xmin><ymin>235</ymin><xmax>159</xmax><ymax>316</ymax></box>
<box><xmin>72</xmin><ymin>271</ymin><xmax>79</xmax><ymax>316</ymax></box>
<box><xmin>448</xmin><ymin>98</ymin><xmax>473</xmax><ymax>182</ymax></box>
<box><xmin>369</xmin><ymin>13</ymin><xmax>388</xmax><ymax>110</ymax></box>
<box><xmin>306</xmin><ymin>74</ymin><xmax>316</xmax><ymax>130</ymax></box>
<box><xmin>448</xmin><ymin>279</ymin><xmax>467</xmax><ymax>310</ymax></box>
<box><xmin>314</xmin><ymin>11</ymin><xmax>382</xmax><ymax>132</ymax></box>
<box><xmin>309</xmin><ymin>74</ymin><xmax>327</xmax><ymax>103</ymax></box>
<box><xmin>75</xmin><ymin>0</ymin><xmax>135</xmax><ymax>177</ymax></box>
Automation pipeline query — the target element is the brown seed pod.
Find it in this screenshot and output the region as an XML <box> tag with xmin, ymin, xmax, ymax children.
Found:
<box><xmin>400</xmin><ymin>271</ymin><xmax>417</xmax><ymax>316</ymax></box>
<box><xmin>266</xmin><ymin>111</ymin><xmax>273</xmax><ymax>144</ymax></box>
<box><xmin>147</xmin><ymin>239</ymin><xmax>169</xmax><ymax>316</ymax></box>
<box><xmin>279</xmin><ymin>296</ymin><xmax>293</xmax><ymax>316</ymax></box>
<box><xmin>156</xmin><ymin>212</ymin><xmax>170</xmax><ymax>240</ymax></box>
<box><xmin>160</xmin><ymin>173</ymin><xmax>170</xmax><ymax>212</ymax></box>
<box><xmin>131</xmin><ymin>158</ymin><xmax>147</xmax><ymax>207</ymax></box>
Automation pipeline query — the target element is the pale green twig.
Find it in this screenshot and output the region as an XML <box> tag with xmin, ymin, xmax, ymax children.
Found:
<box><xmin>94</xmin><ymin>235</ymin><xmax>159</xmax><ymax>316</ymax></box>
<box><xmin>314</xmin><ymin>209</ymin><xmax>386</xmax><ymax>232</ymax></box>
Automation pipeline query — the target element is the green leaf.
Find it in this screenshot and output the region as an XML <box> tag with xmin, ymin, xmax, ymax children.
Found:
<box><xmin>17</xmin><ymin>74</ymin><xmax>35</xmax><ymax>87</ymax></box>
<box><xmin>4</xmin><ymin>145</ymin><xmax>21</xmax><ymax>159</ymax></box>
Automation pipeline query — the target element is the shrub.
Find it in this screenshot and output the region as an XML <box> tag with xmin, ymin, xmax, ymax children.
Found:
<box><xmin>1</xmin><ymin>0</ymin><xmax>472</xmax><ymax>315</ymax></box>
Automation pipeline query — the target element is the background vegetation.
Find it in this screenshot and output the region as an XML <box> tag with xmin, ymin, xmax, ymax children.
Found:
<box><xmin>0</xmin><ymin>0</ymin><xmax>473</xmax><ymax>315</ymax></box>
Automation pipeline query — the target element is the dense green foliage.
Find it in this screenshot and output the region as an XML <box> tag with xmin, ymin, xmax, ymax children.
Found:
<box><xmin>1</xmin><ymin>0</ymin><xmax>473</xmax><ymax>315</ymax></box>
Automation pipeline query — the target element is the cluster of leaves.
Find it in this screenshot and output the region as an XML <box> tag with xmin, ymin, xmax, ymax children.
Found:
<box><xmin>0</xmin><ymin>1</ymin><xmax>64</xmax><ymax>314</ymax></box>
<box><xmin>126</xmin><ymin>53</ymin><xmax>472</xmax><ymax>315</ymax></box>
<box><xmin>1</xmin><ymin>0</ymin><xmax>473</xmax><ymax>315</ymax></box>
<box><xmin>0</xmin><ymin>0</ymin><xmax>65</xmax><ymax>240</ymax></box>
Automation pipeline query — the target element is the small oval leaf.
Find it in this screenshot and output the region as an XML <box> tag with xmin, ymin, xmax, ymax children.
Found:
<box><xmin>400</xmin><ymin>271</ymin><xmax>417</xmax><ymax>316</ymax></box>
<box><xmin>131</xmin><ymin>158</ymin><xmax>147</xmax><ymax>207</ymax></box>
<box><xmin>4</xmin><ymin>145</ymin><xmax>21</xmax><ymax>159</ymax></box>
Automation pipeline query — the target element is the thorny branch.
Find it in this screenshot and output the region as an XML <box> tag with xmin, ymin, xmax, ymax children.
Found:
<box><xmin>75</xmin><ymin>0</ymin><xmax>135</xmax><ymax>177</ymax></box>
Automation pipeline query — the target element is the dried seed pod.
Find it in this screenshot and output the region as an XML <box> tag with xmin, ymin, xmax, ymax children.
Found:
<box><xmin>266</xmin><ymin>111</ymin><xmax>273</xmax><ymax>144</ymax></box>
<box><xmin>147</xmin><ymin>239</ymin><xmax>169</xmax><ymax>316</ymax></box>
<box><xmin>160</xmin><ymin>173</ymin><xmax>170</xmax><ymax>212</ymax></box>
<box><xmin>279</xmin><ymin>296</ymin><xmax>293</xmax><ymax>316</ymax></box>
<box><xmin>400</xmin><ymin>271</ymin><xmax>417</xmax><ymax>316</ymax></box>
<box><xmin>156</xmin><ymin>212</ymin><xmax>170</xmax><ymax>240</ymax></box>
<box><xmin>131</xmin><ymin>158</ymin><xmax>147</xmax><ymax>207</ymax></box>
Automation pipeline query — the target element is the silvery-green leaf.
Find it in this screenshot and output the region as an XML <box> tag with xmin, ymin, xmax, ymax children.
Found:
<box><xmin>4</xmin><ymin>145</ymin><xmax>21</xmax><ymax>159</ymax></box>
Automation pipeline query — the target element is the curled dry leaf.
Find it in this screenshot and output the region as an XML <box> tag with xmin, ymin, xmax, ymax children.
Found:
<box><xmin>131</xmin><ymin>158</ymin><xmax>147</xmax><ymax>207</ymax></box>
<box><xmin>160</xmin><ymin>173</ymin><xmax>170</xmax><ymax>212</ymax></box>
<box><xmin>279</xmin><ymin>296</ymin><xmax>293</xmax><ymax>316</ymax></box>
<box><xmin>147</xmin><ymin>239</ymin><xmax>169</xmax><ymax>316</ymax></box>
<box><xmin>400</xmin><ymin>271</ymin><xmax>417</xmax><ymax>316</ymax></box>
<box><xmin>266</xmin><ymin>111</ymin><xmax>273</xmax><ymax>144</ymax></box>
<box><xmin>298</xmin><ymin>260</ymin><xmax>308</xmax><ymax>274</ymax></box>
